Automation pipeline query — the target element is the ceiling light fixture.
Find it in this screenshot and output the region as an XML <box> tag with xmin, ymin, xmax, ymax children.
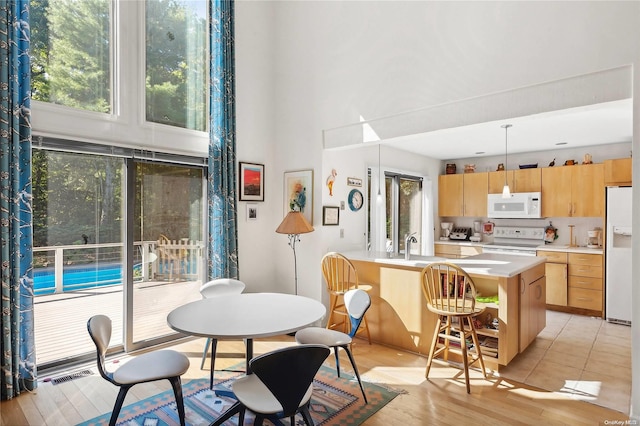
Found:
<box><xmin>502</xmin><ymin>124</ymin><xmax>512</xmax><ymax>199</ymax></box>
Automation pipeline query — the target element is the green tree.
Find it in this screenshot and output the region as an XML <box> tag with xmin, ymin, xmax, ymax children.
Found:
<box><xmin>146</xmin><ymin>0</ymin><xmax>207</xmax><ymax>130</ymax></box>
<box><xmin>30</xmin><ymin>0</ymin><xmax>110</xmax><ymax>112</ymax></box>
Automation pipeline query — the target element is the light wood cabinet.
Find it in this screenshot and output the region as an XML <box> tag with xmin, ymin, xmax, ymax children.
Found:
<box><xmin>438</xmin><ymin>173</ymin><xmax>488</xmax><ymax>217</ymax></box>
<box><xmin>488</xmin><ymin>168</ymin><xmax>541</xmax><ymax>194</ymax></box>
<box><xmin>537</xmin><ymin>250</ymin><xmax>568</xmax><ymax>306</ymax></box>
<box><xmin>538</xmin><ymin>250</ymin><xmax>603</xmax><ymax>315</ymax></box>
<box><xmin>463</xmin><ymin>172</ymin><xmax>488</xmax><ymax>216</ymax></box>
<box><xmin>568</xmin><ymin>253</ymin><xmax>603</xmax><ymax>313</ymax></box>
<box><xmin>541</xmin><ymin>164</ymin><xmax>604</xmax><ymax>217</ymax></box>
<box><xmin>519</xmin><ymin>262</ymin><xmax>546</xmax><ymax>352</ymax></box>
<box><xmin>434</xmin><ymin>243</ymin><xmax>482</xmax><ymax>259</ymax></box>
<box><xmin>438</xmin><ymin>174</ymin><xmax>463</xmax><ymax>216</ymax></box>
<box><xmin>604</xmin><ymin>158</ymin><xmax>632</xmax><ymax>186</ymax></box>
<box><xmin>351</xmin><ymin>258</ymin><xmax>530</xmax><ymax>370</ymax></box>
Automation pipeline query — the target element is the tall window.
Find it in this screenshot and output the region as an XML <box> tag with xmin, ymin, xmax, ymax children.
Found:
<box><xmin>30</xmin><ymin>0</ymin><xmax>208</xmax><ymax>133</ymax></box>
<box><xmin>146</xmin><ymin>0</ymin><xmax>207</xmax><ymax>130</ymax></box>
<box><xmin>30</xmin><ymin>0</ymin><xmax>112</xmax><ymax>112</ymax></box>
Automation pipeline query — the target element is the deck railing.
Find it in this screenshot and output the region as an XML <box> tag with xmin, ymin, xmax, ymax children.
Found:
<box><xmin>33</xmin><ymin>239</ymin><xmax>205</xmax><ymax>296</ymax></box>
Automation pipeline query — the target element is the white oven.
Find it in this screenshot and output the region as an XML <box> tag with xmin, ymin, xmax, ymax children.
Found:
<box><xmin>482</xmin><ymin>226</ymin><xmax>545</xmax><ymax>256</ymax></box>
<box><xmin>487</xmin><ymin>192</ymin><xmax>542</xmax><ymax>219</ymax></box>
<box><xmin>482</xmin><ymin>244</ymin><xmax>538</xmax><ymax>256</ymax></box>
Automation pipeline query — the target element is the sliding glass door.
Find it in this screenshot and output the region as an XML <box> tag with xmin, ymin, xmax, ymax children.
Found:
<box><xmin>130</xmin><ymin>161</ymin><xmax>205</xmax><ymax>345</ymax></box>
<box><xmin>32</xmin><ymin>146</ymin><xmax>206</xmax><ymax>368</ymax></box>
<box><xmin>32</xmin><ymin>149</ymin><xmax>126</xmax><ymax>367</ymax></box>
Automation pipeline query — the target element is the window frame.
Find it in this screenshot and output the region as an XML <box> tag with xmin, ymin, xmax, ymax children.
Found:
<box><xmin>31</xmin><ymin>0</ymin><xmax>210</xmax><ymax>158</ymax></box>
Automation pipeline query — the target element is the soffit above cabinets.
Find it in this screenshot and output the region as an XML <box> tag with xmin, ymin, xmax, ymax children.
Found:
<box><xmin>323</xmin><ymin>66</ymin><xmax>632</xmax><ymax>160</ymax></box>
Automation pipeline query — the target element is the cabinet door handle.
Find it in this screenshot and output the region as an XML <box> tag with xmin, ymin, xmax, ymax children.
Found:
<box><xmin>536</xmin><ymin>284</ymin><xmax>542</xmax><ymax>300</ymax></box>
<box><xmin>577</xmin><ymin>297</ymin><xmax>593</xmax><ymax>301</ymax></box>
<box><xmin>521</xmin><ymin>277</ymin><xmax>525</xmax><ymax>294</ymax></box>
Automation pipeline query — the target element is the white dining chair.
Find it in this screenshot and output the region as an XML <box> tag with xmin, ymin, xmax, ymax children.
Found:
<box><xmin>199</xmin><ymin>278</ymin><xmax>246</xmax><ymax>388</ymax></box>
<box><xmin>87</xmin><ymin>315</ymin><xmax>190</xmax><ymax>426</ymax></box>
<box><xmin>295</xmin><ymin>288</ymin><xmax>371</xmax><ymax>403</ymax></box>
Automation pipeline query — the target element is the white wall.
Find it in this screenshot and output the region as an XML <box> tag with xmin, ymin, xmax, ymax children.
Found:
<box><xmin>235</xmin><ymin>1</ymin><xmax>640</xmax><ymax>418</ymax></box>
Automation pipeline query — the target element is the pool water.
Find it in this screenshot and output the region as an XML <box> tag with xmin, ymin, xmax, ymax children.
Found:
<box><xmin>34</xmin><ymin>265</ymin><xmax>123</xmax><ymax>296</ymax></box>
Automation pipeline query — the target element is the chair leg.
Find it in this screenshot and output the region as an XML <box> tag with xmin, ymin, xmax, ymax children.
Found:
<box><xmin>300</xmin><ymin>404</ymin><xmax>314</xmax><ymax>425</ymax></box>
<box><xmin>341</xmin><ymin>345</ymin><xmax>368</xmax><ymax>404</ymax></box>
<box><xmin>333</xmin><ymin>347</ymin><xmax>342</xmax><ymax>377</ymax></box>
<box><xmin>209</xmin><ymin>338</ymin><xmax>218</xmax><ymax>389</ymax></box>
<box><xmin>168</xmin><ymin>377</ymin><xmax>186</xmax><ymax>426</ymax></box>
<box><xmin>209</xmin><ymin>400</ymin><xmax>243</xmax><ymax>426</ymax></box>
<box><xmin>238</xmin><ymin>406</ymin><xmax>246</xmax><ymax>425</ymax></box>
<box><xmin>424</xmin><ymin>316</ymin><xmax>442</xmax><ymax>378</ymax></box>
<box><xmin>200</xmin><ymin>337</ymin><xmax>212</xmax><ymax>370</ymax></box>
<box><xmin>459</xmin><ymin>322</ymin><xmax>471</xmax><ymax>394</ymax></box>
<box><xmin>109</xmin><ymin>385</ymin><xmax>132</xmax><ymax>426</ymax></box>
<box><xmin>361</xmin><ymin>314</ymin><xmax>372</xmax><ymax>344</ymax></box>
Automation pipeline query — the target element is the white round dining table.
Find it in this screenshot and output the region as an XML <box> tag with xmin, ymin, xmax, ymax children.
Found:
<box><xmin>167</xmin><ymin>292</ymin><xmax>326</xmax><ymax>375</ymax></box>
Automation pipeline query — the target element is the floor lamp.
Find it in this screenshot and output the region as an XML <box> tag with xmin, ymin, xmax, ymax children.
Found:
<box><xmin>276</xmin><ymin>211</ymin><xmax>314</xmax><ymax>295</ymax></box>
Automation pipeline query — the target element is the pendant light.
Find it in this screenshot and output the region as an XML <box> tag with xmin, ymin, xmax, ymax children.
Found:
<box><xmin>501</xmin><ymin>124</ymin><xmax>512</xmax><ymax>198</ymax></box>
<box><xmin>376</xmin><ymin>143</ymin><xmax>383</xmax><ymax>204</ymax></box>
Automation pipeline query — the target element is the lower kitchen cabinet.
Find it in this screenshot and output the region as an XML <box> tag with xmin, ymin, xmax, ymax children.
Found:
<box><xmin>537</xmin><ymin>249</ymin><xmax>603</xmax><ymax>316</ymax></box>
<box><xmin>568</xmin><ymin>253</ymin><xmax>603</xmax><ymax>312</ymax></box>
<box><xmin>519</xmin><ymin>262</ymin><xmax>546</xmax><ymax>352</ymax></box>
<box><xmin>434</xmin><ymin>243</ymin><xmax>482</xmax><ymax>259</ymax></box>
<box><xmin>537</xmin><ymin>250</ymin><xmax>567</xmax><ymax>306</ymax></box>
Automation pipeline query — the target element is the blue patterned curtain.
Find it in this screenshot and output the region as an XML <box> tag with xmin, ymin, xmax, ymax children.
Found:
<box><xmin>208</xmin><ymin>0</ymin><xmax>238</xmax><ymax>279</ymax></box>
<box><xmin>0</xmin><ymin>0</ymin><xmax>37</xmax><ymax>399</ymax></box>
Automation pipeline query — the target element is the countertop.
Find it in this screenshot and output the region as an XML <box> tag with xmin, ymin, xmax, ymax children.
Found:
<box><xmin>435</xmin><ymin>240</ymin><xmax>603</xmax><ymax>255</ymax></box>
<box><xmin>343</xmin><ymin>251</ymin><xmax>545</xmax><ymax>278</ymax></box>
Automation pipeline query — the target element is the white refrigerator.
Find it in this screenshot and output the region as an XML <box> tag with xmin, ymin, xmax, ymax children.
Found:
<box><xmin>605</xmin><ymin>186</ymin><xmax>633</xmax><ymax>325</ymax></box>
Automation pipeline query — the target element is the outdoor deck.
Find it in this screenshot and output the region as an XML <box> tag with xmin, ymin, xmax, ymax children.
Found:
<box><xmin>34</xmin><ymin>279</ymin><xmax>202</xmax><ymax>367</ymax></box>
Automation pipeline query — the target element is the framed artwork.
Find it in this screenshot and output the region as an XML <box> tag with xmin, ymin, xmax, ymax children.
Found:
<box><xmin>347</xmin><ymin>177</ymin><xmax>362</xmax><ymax>187</ymax></box>
<box><xmin>239</xmin><ymin>162</ymin><xmax>265</xmax><ymax>201</ymax></box>
<box><xmin>246</xmin><ymin>204</ymin><xmax>258</xmax><ymax>221</ymax></box>
<box><xmin>322</xmin><ymin>206</ymin><xmax>340</xmax><ymax>226</ymax></box>
<box><xmin>283</xmin><ymin>169</ymin><xmax>314</xmax><ymax>224</ymax></box>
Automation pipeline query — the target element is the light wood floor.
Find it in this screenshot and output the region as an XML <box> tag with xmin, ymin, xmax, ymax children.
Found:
<box><xmin>0</xmin><ymin>334</ymin><xmax>632</xmax><ymax>425</ymax></box>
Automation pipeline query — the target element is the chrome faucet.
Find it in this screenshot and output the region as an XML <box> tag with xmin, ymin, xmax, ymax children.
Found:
<box><xmin>404</xmin><ymin>232</ymin><xmax>417</xmax><ymax>260</ymax></box>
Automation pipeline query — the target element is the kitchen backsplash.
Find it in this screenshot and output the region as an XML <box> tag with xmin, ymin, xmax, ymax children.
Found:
<box><xmin>441</xmin><ymin>216</ymin><xmax>603</xmax><ymax>247</ymax></box>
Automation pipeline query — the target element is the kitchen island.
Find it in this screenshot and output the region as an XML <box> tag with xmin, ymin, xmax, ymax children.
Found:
<box><xmin>342</xmin><ymin>252</ymin><xmax>546</xmax><ymax>370</ymax></box>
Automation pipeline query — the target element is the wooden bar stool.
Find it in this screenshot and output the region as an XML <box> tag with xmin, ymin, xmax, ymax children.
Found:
<box><xmin>322</xmin><ymin>252</ymin><xmax>371</xmax><ymax>344</ymax></box>
<box><xmin>420</xmin><ymin>262</ymin><xmax>487</xmax><ymax>393</ymax></box>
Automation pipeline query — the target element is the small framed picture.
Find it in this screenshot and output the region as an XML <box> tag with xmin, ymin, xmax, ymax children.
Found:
<box><xmin>322</xmin><ymin>206</ymin><xmax>340</xmax><ymax>226</ymax></box>
<box><xmin>347</xmin><ymin>177</ymin><xmax>362</xmax><ymax>187</ymax></box>
<box><xmin>239</xmin><ymin>162</ymin><xmax>265</xmax><ymax>201</ymax></box>
<box><xmin>246</xmin><ymin>204</ymin><xmax>258</xmax><ymax>221</ymax></box>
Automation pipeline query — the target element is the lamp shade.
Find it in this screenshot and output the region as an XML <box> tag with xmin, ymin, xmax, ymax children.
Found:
<box><xmin>276</xmin><ymin>211</ymin><xmax>314</xmax><ymax>235</ymax></box>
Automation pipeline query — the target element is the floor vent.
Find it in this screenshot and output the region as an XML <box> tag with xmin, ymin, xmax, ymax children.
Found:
<box><xmin>48</xmin><ymin>369</ymin><xmax>94</xmax><ymax>385</ymax></box>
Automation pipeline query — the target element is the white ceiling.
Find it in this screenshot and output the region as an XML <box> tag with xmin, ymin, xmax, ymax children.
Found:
<box><xmin>379</xmin><ymin>99</ymin><xmax>633</xmax><ymax>160</ymax></box>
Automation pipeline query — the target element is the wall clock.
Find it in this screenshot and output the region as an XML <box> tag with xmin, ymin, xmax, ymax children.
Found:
<box><xmin>348</xmin><ymin>189</ymin><xmax>364</xmax><ymax>212</ymax></box>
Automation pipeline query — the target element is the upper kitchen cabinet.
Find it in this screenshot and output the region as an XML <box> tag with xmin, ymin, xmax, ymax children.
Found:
<box><xmin>604</xmin><ymin>158</ymin><xmax>632</xmax><ymax>186</ymax></box>
<box><xmin>438</xmin><ymin>174</ymin><xmax>463</xmax><ymax>216</ymax></box>
<box><xmin>488</xmin><ymin>168</ymin><xmax>541</xmax><ymax>194</ymax></box>
<box><xmin>438</xmin><ymin>173</ymin><xmax>488</xmax><ymax>217</ymax></box>
<box><xmin>541</xmin><ymin>164</ymin><xmax>604</xmax><ymax>217</ymax></box>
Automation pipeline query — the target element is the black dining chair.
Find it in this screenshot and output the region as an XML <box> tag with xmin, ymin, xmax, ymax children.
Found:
<box><xmin>211</xmin><ymin>344</ymin><xmax>330</xmax><ymax>426</ymax></box>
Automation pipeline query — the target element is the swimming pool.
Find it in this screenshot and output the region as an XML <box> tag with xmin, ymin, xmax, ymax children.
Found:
<box><xmin>34</xmin><ymin>265</ymin><xmax>123</xmax><ymax>296</ymax></box>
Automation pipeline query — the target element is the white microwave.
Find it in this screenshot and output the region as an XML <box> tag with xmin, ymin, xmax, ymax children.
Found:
<box><xmin>487</xmin><ymin>192</ymin><xmax>542</xmax><ymax>219</ymax></box>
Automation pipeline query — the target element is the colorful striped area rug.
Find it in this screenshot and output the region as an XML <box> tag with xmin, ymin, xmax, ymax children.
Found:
<box><xmin>78</xmin><ymin>365</ymin><xmax>404</xmax><ymax>425</ymax></box>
